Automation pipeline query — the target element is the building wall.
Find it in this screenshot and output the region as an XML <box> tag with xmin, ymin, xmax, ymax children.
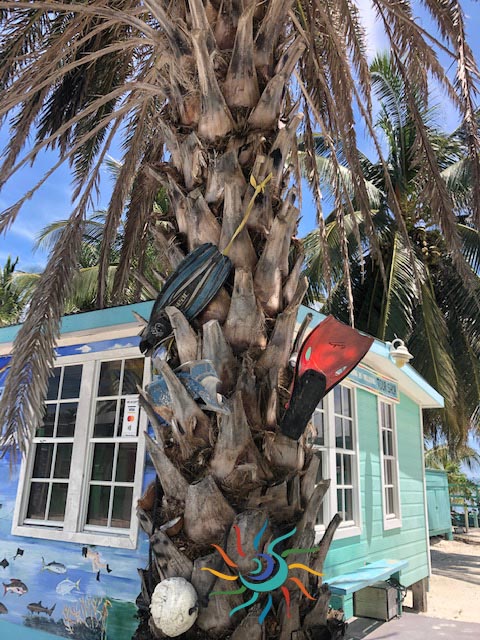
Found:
<box><xmin>0</xmin><ymin>304</ymin><xmax>440</xmax><ymax>634</ymax></box>
<box><xmin>323</xmin><ymin>390</ymin><xmax>429</xmax><ymax>617</ymax></box>
<box><xmin>0</xmin><ymin>338</ymin><xmax>156</xmax><ymax>640</ymax></box>
<box><xmin>0</xmin><ymin>451</ymin><xmax>155</xmax><ymax>639</ymax></box>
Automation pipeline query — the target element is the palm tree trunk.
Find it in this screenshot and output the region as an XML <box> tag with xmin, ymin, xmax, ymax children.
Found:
<box><xmin>133</xmin><ymin>2</ymin><xmax>340</xmax><ymax>637</ymax></box>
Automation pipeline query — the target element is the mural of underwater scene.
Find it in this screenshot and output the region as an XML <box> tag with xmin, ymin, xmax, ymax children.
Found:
<box><xmin>0</xmin><ymin>337</ymin><xmax>157</xmax><ymax>640</ymax></box>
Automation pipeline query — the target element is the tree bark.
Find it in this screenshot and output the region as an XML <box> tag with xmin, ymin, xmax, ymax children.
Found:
<box><xmin>135</xmin><ymin>2</ymin><xmax>342</xmax><ymax>637</ymax></box>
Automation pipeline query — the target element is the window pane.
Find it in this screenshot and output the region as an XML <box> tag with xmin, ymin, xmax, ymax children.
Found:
<box><xmin>342</xmin><ymin>387</ymin><xmax>352</xmax><ymax>416</ymax></box>
<box><xmin>27</xmin><ymin>482</ymin><xmax>49</xmax><ymax>519</ymax></box>
<box><xmin>311</xmin><ymin>411</ymin><xmax>324</xmax><ymax>446</ymax></box>
<box><xmin>384</xmin><ymin>459</ymin><xmax>393</xmax><ymax>485</ymax></box>
<box><xmin>111</xmin><ymin>486</ymin><xmax>133</xmax><ymax>528</ymax></box>
<box><xmin>344</xmin><ymin>419</ymin><xmax>353</xmax><ymax>450</ymax></box>
<box><xmin>54</xmin><ymin>443</ymin><xmax>73</xmax><ymax>479</ymax></box>
<box><xmin>93</xmin><ymin>400</ymin><xmax>117</xmax><ymax>438</ymax></box>
<box><xmin>32</xmin><ymin>444</ymin><xmax>54</xmax><ymax>478</ymax></box>
<box><xmin>48</xmin><ymin>483</ymin><xmax>68</xmax><ymax>521</ymax></box>
<box><xmin>117</xmin><ymin>398</ymin><xmax>126</xmax><ymax>437</ymax></box>
<box><xmin>314</xmin><ymin>453</ymin><xmax>324</xmax><ymax>483</ymax></box>
<box><xmin>122</xmin><ymin>358</ymin><xmax>144</xmax><ymax>395</ymax></box>
<box><xmin>37</xmin><ymin>404</ymin><xmax>56</xmax><ymax>438</ymax></box>
<box><xmin>61</xmin><ymin>365</ymin><xmax>82</xmax><ymax>399</ymax></box>
<box><xmin>383</xmin><ymin>430</ymin><xmax>393</xmax><ymax>456</ymax></box>
<box><xmin>57</xmin><ymin>402</ymin><xmax>77</xmax><ymax>437</ymax></box>
<box><xmin>116</xmin><ymin>443</ymin><xmax>137</xmax><ymax>483</ymax></box>
<box><xmin>335</xmin><ymin>417</ymin><xmax>343</xmax><ymax>448</ymax></box>
<box><xmin>344</xmin><ymin>489</ymin><xmax>353</xmax><ymax>520</ymax></box>
<box><xmin>344</xmin><ymin>455</ymin><xmax>352</xmax><ymax>485</ymax></box>
<box><xmin>91</xmin><ymin>443</ymin><xmax>115</xmax><ymax>481</ymax></box>
<box><xmin>87</xmin><ymin>485</ymin><xmax>111</xmax><ymax>526</ymax></box>
<box><xmin>98</xmin><ymin>360</ymin><xmax>122</xmax><ymax>397</ymax></box>
<box><xmin>334</xmin><ymin>386</ymin><xmax>342</xmax><ymax>414</ymax></box>
<box><xmin>337</xmin><ymin>488</ymin><xmax>343</xmax><ymax>515</ymax></box>
<box><xmin>384</xmin><ymin>404</ymin><xmax>392</xmax><ymax>429</ymax></box>
<box><xmin>336</xmin><ymin>453</ymin><xmax>342</xmax><ymax>484</ymax></box>
<box><xmin>387</xmin><ymin>487</ymin><xmax>395</xmax><ymax>515</ymax></box>
<box><xmin>46</xmin><ymin>368</ymin><xmax>61</xmax><ymax>401</ymax></box>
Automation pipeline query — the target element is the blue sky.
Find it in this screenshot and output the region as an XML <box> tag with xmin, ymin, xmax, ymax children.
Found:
<box><xmin>1</xmin><ymin>2</ymin><xmax>480</xmax><ymax>271</ymax></box>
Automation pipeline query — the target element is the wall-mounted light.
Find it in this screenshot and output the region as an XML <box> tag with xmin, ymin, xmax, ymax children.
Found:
<box><xmin>389</xmin><ymin>338</ymin><xmax>413</xmax><ymax>368</ymax></box>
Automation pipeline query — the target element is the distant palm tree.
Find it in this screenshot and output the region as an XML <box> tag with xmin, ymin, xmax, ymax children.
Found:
<box><xmin>11</xmin><ymin>158</ymin><xmax>170</xmax><ymax>312</ymax></box>
<box><xmin>0</xmin><ymin>256</ymin><xmax>26</xmax><ymax>325</ymax></box>
<box><xmin>426</xmin><ymin>444</ymin><xmax>480</xmax><ymax>509</ymax></box>
<box><xmin>425</xmin><ymin>443</ymin><xmax>480</xmax><ymax>473</ymax></box>
<box><xmin>304</xmin><ymin>54</ymin><xmax>480</xmax><ymax>448</ymax></box>
<box><xmin>15</xmin><ymin>210</ymin><xmax>162</xmax><ymax>313</ymax></box>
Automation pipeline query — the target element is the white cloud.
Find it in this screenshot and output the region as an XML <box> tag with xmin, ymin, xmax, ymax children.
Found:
<box><xmin>356</xmin><ymin>0</ymin><xmax>389</xmax><ymax>59</ymax></box>
<box><xmin>111</xmin><ymin>342</ymin><xmax>135</xmax><ymax>350</ymax></box>
<box><xmin>76</xmin><ymin>345</ymin><xmax>92</xmax><ymax>353</ymax></box>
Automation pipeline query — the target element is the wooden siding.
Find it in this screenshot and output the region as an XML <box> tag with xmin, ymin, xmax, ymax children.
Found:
<box><xmin>323</xmin><ymin>390</ymin><xmax>429</xmax><ymax>617</ymax></box>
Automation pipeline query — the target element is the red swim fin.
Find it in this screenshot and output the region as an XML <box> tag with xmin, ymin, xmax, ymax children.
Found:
<box><xmin>296</xmin><ymin>316</ymin><xmax>374</xmax><ymax>394</ymax></box>
<box><xmin>280</xmin><ymin>316</ymin><xmax>373</xmax><ymax>440</ymax></box>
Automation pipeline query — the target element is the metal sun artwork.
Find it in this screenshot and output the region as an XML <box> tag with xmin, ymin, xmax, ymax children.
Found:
<box><xmin>202</xmin><ymin>520</ymin><xmax>322</xmax><ymax>624</ymax></box>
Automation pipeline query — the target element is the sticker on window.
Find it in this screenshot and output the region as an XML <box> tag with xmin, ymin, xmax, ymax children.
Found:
<box><xmin>121</xmin><ymin>396</ymin><xmax>139</xmax><ymax>437</ymax></box>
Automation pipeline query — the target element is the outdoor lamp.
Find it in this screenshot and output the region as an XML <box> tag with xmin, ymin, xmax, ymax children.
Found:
<box><xmin>389</xmin><ymin>338</ymin><xmax>413</xmax><ymax>368</ymax></box>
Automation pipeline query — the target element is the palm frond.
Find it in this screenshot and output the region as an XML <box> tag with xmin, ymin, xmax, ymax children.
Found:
<box><xmin>409</xmin><ymin>280</ymin><xmax>457</xmax><ymax>411</ymax></box>
<box><xmin>378</xmin><ymin>232</ymin><xmax>422</xmax><ymax>341</ymax></box>
<box><xmin>425</xmin><ymin>444</ymin><xmax>480</xmax><ymax>471</ymax></box>
<box><xmin>458</xmin><ymin>223</ymin><xmax>480</xmax><ymax>274</ymax></box>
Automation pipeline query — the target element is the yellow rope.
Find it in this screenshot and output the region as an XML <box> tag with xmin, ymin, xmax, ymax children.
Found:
<box><xmin>222</xmin><ymin>173</ymin><xmax>272</xmax><ymax>257</ymax></box>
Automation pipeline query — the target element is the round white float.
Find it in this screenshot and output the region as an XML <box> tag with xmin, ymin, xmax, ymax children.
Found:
<box><xmin>150</xmin><ymin>577</ymin><xmax>199</xmax><ymax>637</ymax></box>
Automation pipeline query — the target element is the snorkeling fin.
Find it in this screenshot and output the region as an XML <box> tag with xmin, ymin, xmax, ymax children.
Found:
<box><xmin>280</xmin><ymin>315</ymin><xmax>374</xmax><ymax>440</ymax></box>
<box><xmin>140</xmin><ymin>243</ymin><xmax>232</xmax><ymax>354</ymax></box>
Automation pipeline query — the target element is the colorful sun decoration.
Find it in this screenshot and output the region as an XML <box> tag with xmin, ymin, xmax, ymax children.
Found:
<box><xmin>201</xmin><ymin>520</ymin><xmax>322</xmax><ymax>623</ymax></box>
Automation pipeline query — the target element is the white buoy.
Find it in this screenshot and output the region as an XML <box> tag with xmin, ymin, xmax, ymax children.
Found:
<box><xmin>150</xmin><ymin>577</ymin><xmax>198</xmax><ymax>637</ymax></box>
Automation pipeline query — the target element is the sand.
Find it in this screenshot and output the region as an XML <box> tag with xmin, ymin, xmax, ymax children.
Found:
<box><xmin>419</xmin><ymin>536</ymin><xmax>480</xmax><ymax>624</ymax></box>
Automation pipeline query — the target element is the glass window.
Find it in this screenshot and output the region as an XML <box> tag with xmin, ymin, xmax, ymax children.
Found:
<box><xmin>379</xmin><ymin>401</ymin><xmax>400</xmax><ymax>524</ymax></box>
<box><xmin>25</xmin><ymin>364</ymin><xmax>81</xmax><ymax>524</ymax></box>
<box><xmin>333</xmin><ymin>386</ymin><xmax>356</xmax><ymax>523</ymax></box>
<box><xmin>18</xmin><ymin>352</ymin><xmax>147</xmax><ymax>547</ymax></box>
<box><xmin>85</xmin><ymin>358</ymin><xmax>143</xmax><ymax>531</ymax></box>
<box><xmin>310</xmin><ymin>384</ymin><xmax>359</xmax><ymax>531</ymax></box>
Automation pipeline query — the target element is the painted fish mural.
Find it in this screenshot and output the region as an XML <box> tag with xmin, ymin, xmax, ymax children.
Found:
<box><xmin>3</xmin><ymin>579</ymin><xmax>28</xmax><ymax>595</ymax></box>
<box><xmin>56</xmin><ymin>579</ymin><xmax>81</xmax><ymax>596</ymax></box>
<box><xmin>41</xmin><ymin>558</ymin><xmax>67</xmax><ymax>574</ymax></box>
<box><xmin>0</xmin><ymin>337</ymin><xmax>158</xmax><ymax>639</ymax></box>
<box><xmin>27</xmin><ymin>601</ymin><xmax>56</xmax><ymax>616</ymax></box>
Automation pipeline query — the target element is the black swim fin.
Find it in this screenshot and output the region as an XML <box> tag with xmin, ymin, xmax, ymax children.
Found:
<box><xmin>140</xmin><ymin>243</ymin><xmax>232</xmax><ymax>354</ymax></box>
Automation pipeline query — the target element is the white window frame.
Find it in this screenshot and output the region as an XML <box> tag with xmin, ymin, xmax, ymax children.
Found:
<box><xmin>12</xmin><ymin>347</ymin><xmax>150</xmax><ymax>549</ymax></box>
<box><xmin>378</xmin><ymin>399</ymin><xmax>402</xmax><ymax>530</ymax></box>
<box><xmin>312</xmin><ymin>382</ymin><xmax>362</xmax><ymax>542</ymax></box>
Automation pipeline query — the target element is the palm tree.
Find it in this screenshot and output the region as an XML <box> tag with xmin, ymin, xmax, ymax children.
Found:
<box><xmin>0</xmin><ymin>4</ymin><xmax>479</xmax><ymax>639</ymax></box>
<box><xmin>11</xmin><ymin>157</ymin><xmax>171</xmax><ymax>312</ymax></box>
<box><xmin>0</xmin><ymin>256</ymin><xmax>27</xmax><ymax>325</ymax></box>
<box><xmin>425</xmin><ymin>443</ymin><xmax>480</xmax><ymax>475</ymax></box>
<box><xmin>304</xmin><ymin>53</ymin><xmax>480</xmax><ymax>449</ymax></box>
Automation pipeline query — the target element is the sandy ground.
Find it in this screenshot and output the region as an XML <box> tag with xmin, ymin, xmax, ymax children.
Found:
<box><xmin>416</xmin><ymin>535</ymin><xmax>480</xmax><ymax>624</ymax></box>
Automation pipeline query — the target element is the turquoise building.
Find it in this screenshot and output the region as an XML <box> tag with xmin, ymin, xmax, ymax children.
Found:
<box><xmin>0</xmin><ymin>302</ymin><xmax>443</xmax><ymax>637</ymax></box>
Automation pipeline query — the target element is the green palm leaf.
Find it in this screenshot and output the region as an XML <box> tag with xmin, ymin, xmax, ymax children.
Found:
<box><xmin>378</xmin><ymin>232</ymin><xmax>422</xmax><ymax>342</ymax></box>
<box><xmin>409</xmin><ymin>281</ymin><xmax>457</xmax><ymax>410</ymax></box>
